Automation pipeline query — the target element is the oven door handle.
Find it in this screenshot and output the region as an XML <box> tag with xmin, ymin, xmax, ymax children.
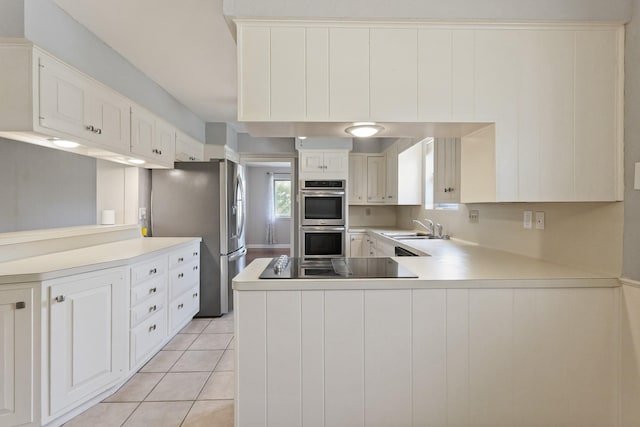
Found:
<box><xmin>301</xmin><ymin>191</ymin><xmax>345</xmax><ymax>196</ymax></box>
<box><xmin>301</xmin><ymin>226</ymin><xmax>346</xmax><ymax>232</ymax></box>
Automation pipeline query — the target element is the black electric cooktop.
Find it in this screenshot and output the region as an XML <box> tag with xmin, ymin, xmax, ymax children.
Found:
<box><xmin>259</xmin><ymin>256</ymin><xmax>418</xmax><ymax>279</ymax></box>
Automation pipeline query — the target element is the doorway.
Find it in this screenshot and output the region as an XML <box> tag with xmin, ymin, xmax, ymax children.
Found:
<box><xmin>241</xmin><ymin>158</ymin><xmax>296</xmax><ymax>264</ymax></box>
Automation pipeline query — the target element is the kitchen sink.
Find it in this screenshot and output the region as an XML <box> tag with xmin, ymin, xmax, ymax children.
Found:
<box><xmin>381</xmin><ymin>232</ymin><xmax>431</xmax><ymax>238</ymax></box>
<box><xmin>394</xmin><ymin>235</ymin><xmax>437</xmax><ymax>240</ymax></box>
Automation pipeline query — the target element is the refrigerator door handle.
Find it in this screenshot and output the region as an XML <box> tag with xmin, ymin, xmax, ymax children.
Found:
<box><xmin>228</xmin><ymin>247</ymin><xmax>247</xmax><ymax>262</ymax></box>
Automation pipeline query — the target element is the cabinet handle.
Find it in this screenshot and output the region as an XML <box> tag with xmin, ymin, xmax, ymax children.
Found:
<box><xmin>318</xmin><ymin>165</ymin><xmax>323</xmax><ymax>169</ymax></box>
<box><xmin>15</xmin><ymin>301</ymin><xmax>26</xmax><ymax>310</ymax></box>
<box><xmin>178</xmin><ymin>303</ymin><xmax>184</xmax><ymax>309</ymax></box>
<box><xmin>149</xmin><ymin>287</ymin><xmax>157</xmax><ymax>294</ymax></box>
<box><xmin>178</xmin><ymin>257</ymin><xmax>184</xmax><ymax>262</ymax></box>
<box><xmin>178</xmin><ymin>273</ymin><xmax>184</xmax><ymax>278</ymax></box>
<box><xmin>149</xmin><ymin>305</ymin><xmax>157</xmax><ymax>313</ymax></box>
<box><xmin>54</xmin><ymin>295</ymin><xmax>65</xmax><ymax>303</ymax></box>
<box><xmin>96</xmin><ymin>128</ymin><xmax>102</xmax><ymax>134</ymax></box>
<box><xmin>193</xmin><ymin>292</ymin><xmax>198</xmax><ymax>298</ymax></box>
<box><xmin>193</xmin><ymin>266</ymin><xmax>198</xmax><ymax>271</ymax></box>
<box><xmin>189</xmin><ymin>156</ymin><xmax>196</xmax><ymax>161</ymax></box>
<box><xmin>149</xmin><ymin>268</ymin><xmax>157</xmax><ymax>275</ymax></box>
<box><xmin>85</xmin><ymin>125</ymin><xmax>94</xmax><ymax>132</ymax></box>
<box><xmin>193</xmin><ymin>252</ymin><xmax>199</xmax><ymax>256</ymax></box>
<box><xmin>149</xmin><ymin>324</ymin><xmax>157</xmax><ymax>332</ymax></box>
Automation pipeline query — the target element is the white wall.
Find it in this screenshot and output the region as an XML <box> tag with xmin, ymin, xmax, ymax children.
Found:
<box><xmin>0</xmin><ymin>0</ymin><xmax>24</xmax><ymax>36</ymax></box>
<box><xmin>95</xmin><ymin>160</ymin><xmax>140</xmax><ymax>226</ymax></box>
<box><xmin>245</xmin><ymin>166</ymin><xmax>292</xmax><ymax>247</ymax></box>
<box><xmin>349</xmin><ymin>206</ymin><xmax>397</xmax><ymax>228</ymax></box>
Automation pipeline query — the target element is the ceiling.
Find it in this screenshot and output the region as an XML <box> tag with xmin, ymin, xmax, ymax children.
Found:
<box><xmin>54</xmin><ymin>0</ymin><xmax>239</xmax><ymax>126</ymax></box>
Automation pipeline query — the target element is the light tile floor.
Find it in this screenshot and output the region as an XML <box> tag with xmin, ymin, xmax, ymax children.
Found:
<box><xmin>63</xmin><ymin>313</ymin><xmax>234</xmax><ymax>427</ymax></box>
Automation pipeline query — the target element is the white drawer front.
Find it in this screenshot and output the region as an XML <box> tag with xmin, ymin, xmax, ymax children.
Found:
<box><xmin>130</xmin><ymin>291</ymin><xmax>166</xmax><ymax>328</ymax></box>
<box><xmin>130</xmin><ymin>274</ymin><xmax>167</xmax><ymax>307</ymax></box>
<box><xmin>130</xmin><ymin>309</ymin><xmax>167</xmax><ymax>369</ymax></box>
<box><xmin>131</xmin><ymin>256</ymin><xmax>167</xmax><ymax>286</ymax></box>
<box><xmin>169</xmin><ymin>261</ymin><xmax>199</xmax><ymax>300</ymax></box>
<box><xmin>169</xmin><ymin>286</ymin><xmax>200</xmax><ymax>334</ymax></box>
<box><xmin>169</xmin><ymin>244</ymin><xmax>200</xmax><ymax>269</ymax></box>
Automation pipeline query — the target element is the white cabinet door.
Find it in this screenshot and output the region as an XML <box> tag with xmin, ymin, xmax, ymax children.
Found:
<box><xmin>271</xmin><ymin>27</ymin><xmax>306</xmax><ymax>120</ymax></box>
<box><xmin>349</xmin><ymin>154</ymin><xmax>366</xmax><ymax>204</ymax></box>
<box><xmin>175</xmin><ymin>131</ymin><xmax>204</xmax><ymax>162</ymax></box>
<box><xmin>49</xmin><ymin>268</ymin><xmax>128</xmax><ymax>416</ymax></box>
<box><xmin>131</xmin><ymin>107</ymin><xmax>154</xmax><ymax>160</ymax></box>
<box><xmin>0</xmin><ymin>288</ymin><xmax>33</xmax><ymax>427</ymax></box>
<box><xmin>154</xmin><ymin>119</ymin><xmax>176</xmax><ymax>165</ymax></box>
<box><xmin>384</xmin><ymin>144</ymin><xmax>398</xmax><ymax>204</ymax></box>
<box><xmin>370</xmin><ymin>28</ymin><xmax>418</xmax><ymax>121</ymax></box>
<box><xmin>306</xmin><ymin>27</ymin><xmax>330</xmax><ymax>120</ymax></box>
<box><xmin>366</xmin><ymin>156</ymin><xmax>386</xmax><ymax>203</ymax></box>
<box><xmin>323</xmin><ymin>152</ymin><xmax>348</xmax><ymax>175</ymax></box>
<box><xmin>434</xmin><ymin>138</ymin><xmax>461</xmax><ymax>203</ymax></box>
<box><xmin>329</xmin><ymin>28</ymin><xmax>370</xmax><ymax>120</ymax></box>
<box><xmin>238</xmin><ymin>26</ymin><xmax>270</xmax><ymax>120</ymax></box>
<box><xmin>38</xmin><ymin>54</ymin><xmax>88</xmax><ymax>137</ymax></box>
<box><xmin>299</xmin><ymin>152</ymin><xmax>325</xmax><ymax>174</ymax></box>
<box><xmin>85</xmin><ymin>86</ymin><xmax>131</xmax><ymax>152</ymax></box>
<box><xmin>452</xmin><ymin>30</ymin><xmax>476</xmax><ymax>121</ymax></box>
<box><xmin>349</xmin><ymin>233</ymin><xmax>367</xmax><ymax>257</ymax></box>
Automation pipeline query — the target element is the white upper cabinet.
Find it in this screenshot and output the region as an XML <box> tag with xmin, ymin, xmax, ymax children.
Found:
<box><xmin>238</xmin><ymin>26</ymin><xmax>270</xmax><ymax>120</ymax></box>
<box><xmin>384</xmin><ymin>144</ymin><xmax>398</xmax><ymax>203</ymax></box>
<box><xmin>306</xmin><ymin>28</ymin><xmax>330</xmax><ymax>120</ymax></box>
<box><xmin>271</xmin><ymin>27</ymin><xmax>306</xmax><ymax>120</ymax></box>
<box><xmin>131</xmin><ymin>105</ymin><xmax>176</xmax><ymax>167</ymax></box>
<box><xmin>418</xmin><ymin>29</ymin><xmax>452</xmax><ymax>122</ymax></box>
<box><xmin>175</xmin><ymin>131</ymin><xmax>204</xmax><ymax>162</ymax></box>
<box><xmin>299</xmin><ymin>150</ymin><xmax>348</xmax><ymax>179</ymax></box>
<box><xmin>366</xmin><ymin>155</ymin><xmax>386</xmax><ymax>203</ymax></box>
<box><xmin>349</xmin><ymin>155</ymin><xmax>366</xmax><ymax>204</ymax></box>
<box><xmin>39</xmin><ymin>53</ymin><xmax>131</xmax><ymax>153</ymax></box>
<box><xmin>433</xmin><ymin>138</ymin><xmax>461</xmax><ymax>203</ymax></box>
<box><xmin>370</xmin><ymin>28</ymin><xmax>417</xmax><ymax>121</ymax></box>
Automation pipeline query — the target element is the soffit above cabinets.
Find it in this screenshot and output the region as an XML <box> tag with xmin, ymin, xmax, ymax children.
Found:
<box><xmin>243</xmin><ymin>121</ymin><xmax>491</xmax><ymax>139</ymax></box>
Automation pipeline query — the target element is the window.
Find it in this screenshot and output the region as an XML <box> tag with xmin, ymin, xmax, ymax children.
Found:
<box><xmin>274</xmin><ymin>178</ymin><xmax>291</xmax><ymax>218</ymax></box>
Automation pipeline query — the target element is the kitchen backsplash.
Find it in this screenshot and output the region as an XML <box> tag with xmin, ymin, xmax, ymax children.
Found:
<box><xmin>397</xmin><ymin>202</ymin><xmax>623</xmax><ymax>276</ymax></box>
<box><xmin>349</xmin><ymin>205</ymin><xmax>397</xmax><ymax>227</ymax></box>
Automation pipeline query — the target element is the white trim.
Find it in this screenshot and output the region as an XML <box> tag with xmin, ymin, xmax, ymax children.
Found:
<box><xmin>247</xmin><ymin>244</ymin><xmax>291</xmax><ymax>249</ymax></box>
<box><xmin>620</xmin><ymin>277</ymin><xmax>640</xmax><ymax>289</ymax></box>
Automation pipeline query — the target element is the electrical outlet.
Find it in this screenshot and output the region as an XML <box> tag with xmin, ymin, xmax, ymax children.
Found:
<box><xmin>469</xmin><ymin>210</ymin><xmax>479</xmax><ymax>223</ymax></box>
<box><xmin>365</xmin><ymin>208</ymin><xmax>371</xmax><ymax>216</ymax></box>
<box><xmin>138</xmin><ymin>207</ymin><xmax>147</xmax><ymax>220</ymax></box>
<box><xmin>523</xmin><ymin>210</ymin><xmax>532</xmax><ymax>229</ymax></box>
<box><xmin>535</xmin><ymin>211</ymin><xmax>545</xmax><ymax>230</ymax></box>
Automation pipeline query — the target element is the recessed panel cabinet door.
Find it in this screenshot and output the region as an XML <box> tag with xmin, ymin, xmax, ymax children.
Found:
<box><xmin>349</xmin><ymin>155</ymin><xmax>366</xmax><ymax>204</ymax></box>
<box><xmin>366</xmin><ymin>155</ymin><xmax>386</xmax><ymax>203</ymax></box>
<box><xmin>49</xmin><ymin>268</ymin><xmax>128</xmax><ymax>417</ymax></box>
<box><xmin>39</xmin><ymin>54</ymin><xmax>88</xmax><ymax>136</ymax></box>
<box><xmin>0</xmin><ymin>288</ymin><xmax>33</xmax><ymax>427</ymax></box>
<box><xmin>86</xmin><ymin>86</ymin><xmax>131</xmax><ymax>152</ymax></box>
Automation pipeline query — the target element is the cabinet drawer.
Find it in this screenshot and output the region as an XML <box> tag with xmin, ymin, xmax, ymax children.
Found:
<box><xmin>131</xmin><ymin>257</ymin><xmax>167</xmax><ymax>286</ymax></box>
<box><xmin>130</xmin><ymin>291</ymin><xmax>166</xmax><ymax>328</ymax></box>
<box><xmin>130</xmin><ymin>309</ymin><xmax>167</xmax><ymax>369</ymax></box>
<box><xmin>169</xmin><ymin>244</ymin><xmax>200</xmax><ymax>269</ymax></box>
<box><xmin>130</xmin><ymin>274</ymin><xmax>167</xmax><ymax>307</ymax></box>
<box><xmin>169</xmin><ymin>286</ymin><xmax>200</xmax><ymax>334</ymax></box>
<box><xmin>169</xmin><ymin>261</ymin><xmax>199</xmax><ymax>299</ymax></box>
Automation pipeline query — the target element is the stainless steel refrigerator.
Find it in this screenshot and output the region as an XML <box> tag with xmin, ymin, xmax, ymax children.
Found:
<box><xmin>151</xmin><ymin>161</ymin><xmax>246</xmax><ymax>317</ymax></box>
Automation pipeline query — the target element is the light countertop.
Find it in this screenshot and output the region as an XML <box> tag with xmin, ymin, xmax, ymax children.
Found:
<box><xmin>233</xmin><ymin>230</ymin><xmax>619</xmax><ymax>290</ymax></box>
<box><xmin>0</xmin><ymin>237</ymin><xmax>200</xmax><ymax>284</ymax></box>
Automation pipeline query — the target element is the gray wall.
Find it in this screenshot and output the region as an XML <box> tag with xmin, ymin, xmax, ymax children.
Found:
<box><xmin>238</xmin><ymin>134</ymin><xmax>295</xmax><ymax>153</ymax></box>
<box><xmin>224</xmin><ymin>0</ymin><xmax>632</xmax><ymax>21</ymax></box>
<box><xmin>206</xmin><ymin>123</ymin><xmax>239</xmax><ymax>151</ymax></box>
<box><xmin>245</xmin><ymin>166</ymin><xmax>292</xmax><ymax>246</ymax></box>
<box><xmin>0</xmin><ymin>138</ymin><xmax>96</xmax><ymax>232</ymax></box>
<box><xmin>18</xmin><ymin>0</ymin><xmax>205</xmax><ymax>141</ymax></box>
<box><xmin>624</xmin><ymin>0</ymin><xmax>640</xmax><ymax>280</ymax></box>
<box><xmin>0</xmin><ymin>0</ymin><xmax>24</xmax><ymax>36</ymax></box>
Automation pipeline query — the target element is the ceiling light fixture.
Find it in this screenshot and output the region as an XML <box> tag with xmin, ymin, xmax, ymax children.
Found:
<box><xmin>128</xmin><ymin>158</ymin><xmax>146</xmax><ymax>165</ymax></box>
<box><xmin>344</xmin><ymin>122</ymin><xmax>384</xmax><ymax>138</ymax></box>
<box><xmin>49</xmin><ymin>138</ymin><xmax>80</xmax><ymax>149</ymax></box>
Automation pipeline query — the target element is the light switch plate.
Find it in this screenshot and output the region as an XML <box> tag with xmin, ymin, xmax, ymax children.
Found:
<box><xmin>469</xmin><ymin>210</ymin><xmax>479</xmax><ymax>223</ymax></box>
<box><xmin>138</xmin><ymin>207</ymin><xmax>147</xmax><ymax>220</ymax></box>
<box><xmin>635</xmin><ymin>162</ymin><xmax>640</xmax><ymax>190</ymax></box>
<box><xmin>535</xmin><ymin>211</ymin><xmax>545</xmax><ymax>230</ymax></box>
<box><xmin>523</xmin><ymin>211</ymin><xmax>532</xmax><ymax>229</ymax></box>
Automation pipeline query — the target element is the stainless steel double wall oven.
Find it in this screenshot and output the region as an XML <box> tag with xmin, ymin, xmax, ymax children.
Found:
<box><xmin>299</xmin><ymin>180</ymin><xmax>346</xmax><ymax>258</ymax></box>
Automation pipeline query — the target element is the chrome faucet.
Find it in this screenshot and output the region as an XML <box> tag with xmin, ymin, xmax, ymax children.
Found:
<box><xmin>436</xmin><ymin>223</ymin><xmax>443</xmax><ymax>238</ymax></box>
<box><xmin>413</xmin><ymin>219</ymin><xmax>434</xmax><ymax>235</ymax></box>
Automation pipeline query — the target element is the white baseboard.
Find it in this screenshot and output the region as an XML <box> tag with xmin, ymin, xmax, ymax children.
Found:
<box><xmin>620</xmin><ymin>277</ymin><xmax>640</xmax><ymax>289</ymax></box>
<box><xmin>247</xmin><ymin>244</ymin><xmax>291</xmax><ymax>249</ymax></box>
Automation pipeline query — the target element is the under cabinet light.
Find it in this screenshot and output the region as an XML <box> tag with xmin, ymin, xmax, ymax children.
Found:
<box><xmin>49</xmin><ymin>138</ymin><xmax>80</xmax><ymax>149</ymax></box>
<box><xmin>128</xmin><ymin>158</ymin><xmax>145</xmax><ymax>165</ymax></box>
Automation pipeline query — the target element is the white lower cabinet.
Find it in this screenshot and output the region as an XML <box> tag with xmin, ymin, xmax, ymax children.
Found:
<box><xmin>0</xmin><ymin>287</ymin><xmax>34</xmax><ymax>427</ymax></box>
<box><xmin>168</xmin><ymin>243</ymin><xmax>201</xmax><ymax>335</ymax></box>
<box><xmin>130</xmin><ymin>310</ymin><xmax>167</xmax><ymax>368</ymax></box>
<box><xmin>169</xmin><ymin>286</ymin><xmax>200</xmax><ymax>334</ymax></box>
<box><xmin>348</xmin><ymin>233</ymin><xmax>367</xmax><ymax>257</ymax></box>
<box><xmin>47</xmin><ymin>267</ymin><xmax>129</xmax><ymax>417</ymax></box>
